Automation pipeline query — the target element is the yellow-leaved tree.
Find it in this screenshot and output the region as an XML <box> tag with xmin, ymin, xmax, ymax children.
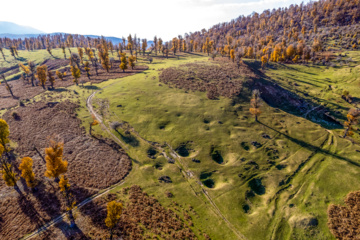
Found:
<box><xmin>70</xmin><ymin>66</ymin><xmax>81</xmax><ymax>86</ymax></box>
<box><xmin>128</xmin><ymin>56</ymin><xmax>136</xmax><ymax>70</ymax></box>
<box><xmin>249</xmin><ymin>89</ymin><xmax>262</xmax><ymax>122</ymax></box>
<box><xmin>343</xmin><ymin>109</ymin><xmax>360</xmax><ymax>138</ymax></box>
<box><xmin>0</xmin><ymin>118</ymin><xmax>10</xmax><ymax>152</ymax></box>
<box><xmin>105</xmin><ymin>200</ymin><xmax>123</xmax><ymax>240</ymax></box>
<box><xmin>119</xmin><ymin>53</ymin><xmax>128</xmax><ymax>73</ymax></box>
<box><xmin>0</xmin><ymin>120</ymin><xmax>19</xmax><ymax>191</ymax></box>
<box><xmin>44</xmin><ymin>139</ymin><xmax>68</xmax><ymax>182</ymax></box>
<box><xmin>56</xmin><ymin>70</ymin><xmax>66</xmax><ymax>81</ymax></box>
<box><xmin>37</xmin><ymin>65</ymin><xmax>48</xmax><ymax>89</ymax></box>
<box><xmin>84</xmin><ymin>61</ymin><xmax>91</xmax><ymax>80</ymax></box>
<box><xmin>59</xmin><ymin>175</ymin><xmax>76</xmax><ymax>228</ymax></box>
<box><xmin>19</xmin><ymin>157</ymin><xmax>37</xmax><ymax>190</ymax></box>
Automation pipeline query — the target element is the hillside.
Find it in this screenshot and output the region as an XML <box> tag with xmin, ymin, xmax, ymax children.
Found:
<box><xmin>0</xmin><ymin>21</ymin><xmax>44</xmax><ymax>35</ymax></box>
<box><xmin>0</xmin><ymin>0</ymin><xmax>360</xmax><ymax>239</ymax></box>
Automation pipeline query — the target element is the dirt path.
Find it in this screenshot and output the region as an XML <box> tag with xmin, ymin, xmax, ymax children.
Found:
<box><xmin>22</xmin><ymin>76</ymin><xmax>246</xmax><ymax>239</ymax></box>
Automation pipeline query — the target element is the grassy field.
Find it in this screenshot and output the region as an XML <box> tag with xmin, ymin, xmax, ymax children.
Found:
<box><xmin>89</xmin><ymin>52</ymin><xmax>360</xmax><ymax>239</ymax></box>
<box><xmin>1</xmin><ymin>48</ymin><xmax>360</xmax><ymax>239</ymax></box>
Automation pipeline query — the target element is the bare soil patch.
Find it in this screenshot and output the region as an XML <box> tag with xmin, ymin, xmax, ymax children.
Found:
<box><xmin>33</xmin><ymin>185</ymin><xmax>198</xmax><ymax>240</ymax></box>
<box><xmin>0</xmin><ymin>101</ymin><xmax>131</xmax><ymax>239</ymax></box>
<box><xmin>0</xmin><ymin>59</ymin><xmax>148</xmax><ymax>109</ymax></box>
<box><xmin>159</xmin><ymin>58</ymin><xmax>256</xmax><ymax>99</ymax></box>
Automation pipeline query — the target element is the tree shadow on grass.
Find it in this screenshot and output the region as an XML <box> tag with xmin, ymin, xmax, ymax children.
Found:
<box><xmin>259</xmin><ymin>121</ymin><xmax>360</xmax><ymax>168</ymax></box>
<box><xmin>83</xmin><ymin>85</ymin><xmax>100</xmax><ymax>90</ymax></box>
<box><xmin>243</xmin><ymin>60</ymin><xmax>344</xmax><ymax>130</ymax></box>
<box><xmin>113</xmin><ymin>129</ymin><xmax>139</xmax><ymax>147</ymax></box>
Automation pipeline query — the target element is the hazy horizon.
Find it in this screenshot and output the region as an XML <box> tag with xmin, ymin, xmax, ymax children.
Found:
<box><xmin>1</xmin><ymin>0</ymin><xmax>314</xmax><ymax>41</ymax></box>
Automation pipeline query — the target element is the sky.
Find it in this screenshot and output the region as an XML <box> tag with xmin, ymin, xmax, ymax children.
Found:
<box><xmin>1</xmin><ymin>0</ymin><xmax>314</xmax><ymax>41</ymax></box>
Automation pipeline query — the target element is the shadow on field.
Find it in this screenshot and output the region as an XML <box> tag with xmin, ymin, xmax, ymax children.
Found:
<box><xmin>244</xmin><ymin>60</ymin><xmax>343</xmax><ymax>129</ymax></box>
<box><xmin>260</xmin><ymin>121</ymin><xmax>360</xmax><ymax>167</ymax></box>
<box><xmin>83</xmin><ymin>85</ymin><xmax>100</xmax><ymax>90</ymax></box>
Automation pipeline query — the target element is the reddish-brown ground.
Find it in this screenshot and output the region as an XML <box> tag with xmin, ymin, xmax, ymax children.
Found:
<box><xmin>159</xmin><ymin>58</ymin><xmax>256</xmax><ymax>99</ymax></box>
<box><xmin>0</xmin><ymin>101</ymin><xmax>132</xmax><ymax>239</ymax></box>
<box><xmin>0</xmin><ymin>59</ymin><xmax>148</xmax><ymax>109</ymax></box>
<box><xmin>33</xmin><ymin>185</ymin><xmax>198</xmax><ymax>240</ymax></box>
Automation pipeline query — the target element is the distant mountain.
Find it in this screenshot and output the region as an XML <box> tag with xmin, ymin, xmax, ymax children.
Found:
<box><xmin>0</xmin><ymin>21</ymin><xmax>44</xmax><ymax>35</ymax></box>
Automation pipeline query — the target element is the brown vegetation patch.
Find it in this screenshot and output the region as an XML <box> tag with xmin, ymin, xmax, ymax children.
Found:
<box><xmin>0</xmin><ymin>59</ymin><xmax>148</xmax><ymax>109</ymax></box>
<box><xmin>327</xmin><ymin>191</ymin><xmax>360</xmax><ymax>239</ymax></box>
<box><xmin>0</xmin><ymin>101</ymin><xmax>131</xmax><ymax>239</ymax></box>
<box><xmin>33</xmin><ymin>185</ymin><xmax>197</xmax><ymax>240</ymax></box>
<box><xmin>159</xmin><ymin>58</ymin><xmax>256</xmax><ymax>99</ymax></box>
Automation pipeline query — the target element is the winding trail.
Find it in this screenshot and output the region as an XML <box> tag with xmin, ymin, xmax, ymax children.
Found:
<box><xmin>23</xmin><ymin>76</ymin><xmax>246</xmax><ymax>239</ymax></box>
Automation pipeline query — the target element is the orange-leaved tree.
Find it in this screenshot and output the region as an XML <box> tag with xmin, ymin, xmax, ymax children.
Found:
<box><xmin>70</xmin><ymin>65</ymin><xmax>81</xmax><ymax>86</ymax></box>
<box><xmin>249</xmin><ymin>89</ymin><xmax>262</xmax><ymax>122</ymax></box>
<box><xmin>89</xmin><ymin>114</ymin><xmax>99</xmax><ymax>136</ymax></box>
<box><xmin>0</xmin><ymin>119</ymin><xmax>19</xmax><ymax>191</ymax></box>
<box><xmin>119</xmin><ymin>53</ymin><xmax>128</xmax><ymax>73</ymax></box>
<box><xmin>105</xmin><ymin>200</ymin><xmax>123</xmax><ymax>240</ymax></box>
<box><xmin>98</xmin><ymin>45</ymin><xmax>111</xmax><ymax>72</ymax></box>
<box><xmin>19</xmin><ymin>157</ymin><xmax>37</xmax><ymax>190</ymax></box>
<box><xmin>37</xmin><ymin>65</ymin><xmax>48</xmax><ymax>89</ymax></box>
<box><xmin>84</xmin><ymin>61</ymin><xmax>91</xmax><ymax>80</ymax></box>
<box><xmin>44</xmin><ymin>139</ymin><xmax>68</xmax><ymax>182</ymax></box>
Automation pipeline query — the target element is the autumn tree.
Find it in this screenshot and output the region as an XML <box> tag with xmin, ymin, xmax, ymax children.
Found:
<box><xmin>0</xmin><ymin>119</ymin><xmax>10</xmax><ymax>153</ymax></box>
<box><xmin>19</xmin><ymin>157</ymin><xmax>37</xmax><ymax>191</ymax></box>
<box><xmin>1</xmin><ymin>161</ymin><xmax>18</xmax><ymax>190</ymax></box>
<box><xmin>70</xmin><ymin>66</ymin><xmax>81</xmax><ymax>86</ymax></box>
<box><xmin>261</xmin><ymin>55</ymin><xmax>268</xmax><ymax>68</ymax></box>
<box><xmin>343</xmin><ymin>108</ymin><xmax>360</xmax><ymax>138</ymax></box>
<box><xmin>37</xmin><ymin>65</ymin><xmax>48</xmax><ymax>89</ymax></box>
<box><xmin>0</xmin><ymin>120</ymin><xmax>19</xmax><ymax>191</ymax></box>
<box><xmin>249</xmin><ymin>89</ymin><xmax>262</xmax><ymax>122</ymax></box>
<box><xmin>286</xmin><ymin>44</ymin><xmax>295</xmax><ymax>60</ymax></box>
<box><xmin>158</xmin><ymin>38</ymin><xmax>163</xmax><ymax>54</ymax></box>
<box><xmin>89</xmin><ymin>114</ymin><xmax>99</xmax><ymax>136</ymax></box>
<box><xmin>44</xmin><ymin>139</ymin><xmax>68</xmax><ymax>182</ymax></box>
<box><xmin>1</xmin><ymin>74</ymin><xmax>15</xmax><ymax>98</ymax></box>
<box><xmin>105</xmin><ymin>201</ymin><xmax>123</xmax><ymax>240</ymax></box>
<box><xmin>70</xmin><ymin>53</ymin><xmax>82</xmax><ymax>71</ymax></box>
<box><xmin>128</xmin><ymin>55</ymin><xmax>136</xmax><ymax>69</ymax></box>
<box><xmin>56</xmin><ymin>70</ymin><xmax>66</xmax><ymax>81</ymax></box>
<box><xmin>47</xmin><ymin>70</ymin><xmax>55</xmax><ymax>89</ymax></box>
<box><xmin>119</xmin><ymin>53</ymin><xmax>128</xmax><ymax>72</ymax></box>
<box><xmin>98</xmin><ymin>45</ymin><xmax>111</xmax><ymax>72</ymax></box>
<box><xmin>84</xmin><ymin>61</ymin><xmax>91</xmax><ymax>80</ymax></box>
<box><xmin>59</xmin><ymin>175</ymin><xmax>76</xmax><ymax>228</ymax></box>
<box><xmin>171</xmin><ymin>38</ymin><xmax>178</xmax><ymax>56</ymax></box>
<box><xmin>230</xmin><ymin>49</ymin><xmax>235</xmax><ymax>62</ymax></box>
